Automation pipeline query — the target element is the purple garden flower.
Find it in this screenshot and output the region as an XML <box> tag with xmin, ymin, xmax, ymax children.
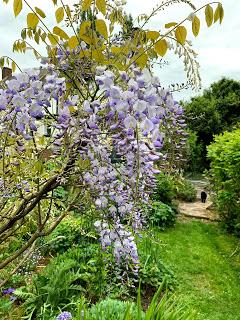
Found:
<box><xmin>2</xmin><ymin>288</ymin><xmax>15</xmax><ymax>295</ymax></box>
<box><xmin>56</xmin><ymin>311</ymin><xmax>73</xmax><ymax>320</ymax></box>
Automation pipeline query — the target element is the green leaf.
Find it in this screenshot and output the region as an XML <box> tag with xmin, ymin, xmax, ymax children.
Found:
<box><xmin>96</xmin><ymin>0</ymin><xmax>106</xmax><ymax>15</ymax></box>
<box><xmin>27</xmin><ymin>13</ymin><xmax>39</xmax><ymax>29</ymax></box>
<box><xmin>53</xmin><ymin>26</ymin><xmax>69</xmax><ymax>39</ymax></box>
<box><xmin>21</xmin><ymin>28</ymin><xmax>27</xmax><ymax>39</ymax></box>
<box><xmin>205</xmin><ymin>4</ymin><xmax>213</xmax><ymax>27</ymax></box>
<box><xmin>214</xmin><ymin>4</ymin><xmax>224</xmax><ymax>24</ymax></box>
<box><xmin>68</xmin><ymin>36</ymin><xmax>79</xmax><ymax>49</ymax></box>
<box><xmin>48</xmin><ymin>33</ymin><xmax>58</xmax><ymax>45</ymax></box>
<box><xmin>146</xmin><ymin>31</ymin><xmax>160</xmax><ymax>40</ymax></box>
<box><xmin>154</xmin><ymin>39</ymin><xmax>168</xmax><ymax>57</ymax></box>
<box><xmin>95</xmin><ymin>19</ymin><xmax>108</xmax><ymax>40</ymax></box>
<box><xmin>165</xmin><ymin>22</ymin><xmax>177</xmax><ymax>28</ymax></box>
<box><xmin>82</xmin><ymin>0</ymin><xmax>92</xmax><ymax>11</ymax></box>
<box><xmin>192</xmin><ymin>15</ymin><xmax>200</xmax><ymax>37</ymax></box>
<box><xmin>13</xmin><ymin>0</ymin><xmax>22</xmax><ymax>17</ymax></box>
<box><xmin>35</xmin><ymin>7</ymin><xmax>46</xmax><ymax>18</ymax></box>
<box><xmin>55</xmin><ymin>7</ymin><xmax>64</xmax><ymax>23</ymax></box>
<box><xmin>175</xmin><ymin>26</ymin><xmax>187</xmax><ymax>45</ymax></box>
<box><xmin>12</xmin><ymin>61</ymin><xmax>16</xmax><ymax>72</ymax></box>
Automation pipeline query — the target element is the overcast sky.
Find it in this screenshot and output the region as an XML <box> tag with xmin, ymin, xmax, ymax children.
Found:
<box><xmin>0</xmin><ymin>0</ymin><xmax>239</xmax><ymax>101</ymax></box>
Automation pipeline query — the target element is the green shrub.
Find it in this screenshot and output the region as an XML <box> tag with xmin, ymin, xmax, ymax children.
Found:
<box><xmin>175</xmin><ymin>179</ymin><xmax>197</xmax><ymax>202</ymax></box>
<box><xmin>149</xmin><ymin>202</ymin><xmax>176</xmax><ymax>229</ymax></box>
<box><xmin>152</xmin><ymin>173</ymin><xmax>176</xmax><ymax>206</ymax></box>
<box><xmin>43</xmin><ymin>216</ymin><xmax>97</xmax><ymax>255</ymax></box>
<box><xmin>85</xmin><ymin>299</ymin><xmax>141</xmax><ymax>320</ymax></box>
<box><xmin>73</xmin><ymin>284</ymin><xmax>195</xmax><ymax>320</ymax></box>
<box><xmin>208</xmin><ymin>128</ymin><xmax>240</xmax><ymax>235</ymax></box>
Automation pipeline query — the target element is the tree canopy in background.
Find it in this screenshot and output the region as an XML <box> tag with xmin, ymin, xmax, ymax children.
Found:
<box><xmin>184</xmin><ymin>78</ymin><xmax>240</xmax><ymax>172</ymax></box>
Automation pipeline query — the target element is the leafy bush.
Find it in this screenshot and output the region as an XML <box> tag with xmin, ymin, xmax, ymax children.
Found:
<box><xmin>208</xmin><ymin>128</ymin><xmax>240</xmax><ymax>235</ymax></box>
<box><xmin>152</xmin><ymin>173</ymin><xmax>176</xmax><ymax>206</ymax></box>
<box><xmin>85</xmin><ymin>299</ymin><xmax>141</xmax><ymax>320</ymax></box>
<box><xmin>14</xmin><ymin>244</ymin><xmax>107</xmax><ymax>319</ymax></box>
<box><xmin>149</xmin><ymin>202</ymin><xmax>176</xmax><ymax>230</ymax></box>
<box><xmin>73</xmin><ymin>284</ymin><xmax>195</xmax><ymax>320</ymax></box>
<box><xmin>175</xmin><ymin>179</ymin><xmax>197</xmax><ymax>202</ymax></box>
<box><xmin>43</xmin><ymin>216</ymin><xmax>97</xmax><ymax>255</ymax></box>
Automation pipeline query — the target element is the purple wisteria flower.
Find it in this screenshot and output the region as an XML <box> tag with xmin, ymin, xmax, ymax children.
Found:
<box><xmin>56</xmin><ymin>311</ymin><xmax>73</xmax><ymax>320</ymax></box>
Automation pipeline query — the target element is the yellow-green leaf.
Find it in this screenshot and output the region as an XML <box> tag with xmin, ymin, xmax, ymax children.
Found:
<box><xmin>192</xmin><ymin>15</ymin><xmax>200</xmax><ymax>37</ymax></box>
<box><xmin>13</xmin><ymin>0</ymin><xmax>22</xmax><ymax>17</ymax></box>
<box><xmin>12</xmin><ymin>61</ymin><xmax>16</xmax><ymax>72</ymax></box>
<box><xmin>68</xmin><ymin>36</ymin><xmax>79</xmax><ymax>49</ymax></box>
<box><xmin>35</xmin><ymin>7</ymin><xmax>46</xmax><ymax>18</ymax></box>
<box><xmin>146</xmin><ymin>31</ymin><xmax>160</xmax><ymax>40</ymax></box>
<box><xmin>154</xmin><ymin>39</ymin><xmax>168</xmax><ymax>57</ymax></box>
<box><xmin>55</xmin><ymin>7</ymin><xmax>64</xmax><ymax>23</ymax></box>
<box><xmin>79</xmin><ymin>21</ymin><xmax>91</xmax><ymax>36</ymax></box>
<box><xmin>135</xmin><ymin>53</ymin><xmax>148</xmax><ymax>68</ymax></box>
<box><xmin>214</xmin><ymin>4</ymin><xmax>224</xmax><ymax>24</ymax></box>
<box><xmin>53</xmin><ymin>26</ymin><xmax>69</xmax><ymax>39</ymax></box>
<box><xmin>27</xmin><ymin>13</ymin><xmax>39</xmax><ymax>29</ymax></box>
<box><xmin>165</xmin><ymin>22</ymin><xmax>177</xmax><ymax>28</ymax></box>
<box><xmin>95</xmin><ymin>19</ymin><xmax>108</xmax><ymax>40</ymax></box>
<box><xmin>96</xmin><ymin>0</ymin><xmax>106</xmax><ymax>15</ymax></box>
<box><xmin>48</xmin><ymin>33</ymin><xmax>58</xmax><ymax>45</ymax></box>
<box><xmin>82</xmin><ymin>0</ymin><xmax>91</xmax><ymax>11</ymax></box>
<box><xmin>175</xmin><ymin>26</ymin><xmax>187</xmax><ymax>45</ymax></box>
<box><xmin>205</xmin><ymin>4</ymin><xmax>213</xmax><ymax>27</ymax></box>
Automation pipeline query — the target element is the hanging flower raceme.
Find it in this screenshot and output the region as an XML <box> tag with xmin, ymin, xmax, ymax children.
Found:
<box><xmin>0</xmin><ymin>52</ymin><xmax>187</xmax><ymax>272</ymax></box>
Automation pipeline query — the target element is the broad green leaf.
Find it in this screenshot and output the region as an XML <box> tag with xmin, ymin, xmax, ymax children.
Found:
<box><xmin>68</xmin><ymin>35</ymin><xmax>79</xmax><ymax>49</ymax></box>
<box><xmin>165</xmin><ymin>22</ymin><xmax>177</xmax><ymax>28</ymax></box>
<box><xmin>48</xmin><ymin>33</ymin><xmax>58</xmax><ymax>45</ymax></box>
<box><xmin>146</xmin><ymin>31</ymin><xmax>160</xmax><ymax>40</ymax></box>
<box><xmin>27</xmin><ymin>13</ymin><xmax>39</xmax><ymax>29</ymax></box>
<box><xmin>154</xmin><ymin>39</ymin><xmax>168</xmax><ymax>57</ymax></box>
<box><xmin>53</xmin><ymin>26</ymin><xmax>69</xmax><ymax>39</ymax></box>
<box><xmin>55</xmin><ymin>7</ymin><xmax>64</xmax><ymax>23</ymax></box>
<box><xmin>96</xmin><ymin>0</ymin><xmax>106</xmax><ymax>15</ymax></box>
<box><xmin>205</xmin><ymin>4</ymin><xmax>213</xmax><ymax>27</ymax></box>
<box><xmin>192</xmin><ymin>15</ymin><xmax>200</xmax><ymax>37</ymax></box>
<box><xmin>214</xmin><ymin>4</ymin><xmax>224</xmax><ymax>24</ymax></box>
<box><xmin>82</xmin><ymin>0</ymin><xmax>91</xmax><ymax>11</ymax></box>
<box><xmin>13</xmin><ymin>0</ymin><xmax>22</xmax><ymax>17</ymax></box>
<box><xmin>35</xmin><ymin>7</ymin><xmax>46</xmax><ymax>18</ymax></box>
<box><xmin>79</xmin><ymin>21</ymin><xmax>91</xmax><ymax>36</ymax></box>
<box><xmin>95</xmin><ymin>19</ymin><xmax>108</xmax><ymax>40</ymax></box>
<box><xmin>175</xmin><ymin>26</ymin><xmax>187</xmax><ymax>45</ymax></box>
<box><xmin>135</xmin><ymin>53</ymin><xmax>148</xmax><ymax>68</ymax></box>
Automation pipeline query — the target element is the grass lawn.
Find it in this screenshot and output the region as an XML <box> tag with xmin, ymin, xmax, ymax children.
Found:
<box><xmin>155</xmin><ymin>221</ymin><xmax>240</xmax><ymax>320</ymax></box>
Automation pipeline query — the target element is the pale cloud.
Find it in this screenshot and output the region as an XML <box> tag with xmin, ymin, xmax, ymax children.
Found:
<box><xmin>0</xmin><ymin>0</ymin><xmax>239</xmax><ymax>101</ymax></box>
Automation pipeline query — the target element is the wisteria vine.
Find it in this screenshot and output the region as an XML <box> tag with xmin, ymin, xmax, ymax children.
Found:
<box><xmin>0</xmin><ymin>44</ymin><xmax>187</xmax><ymax>272</ymax></box>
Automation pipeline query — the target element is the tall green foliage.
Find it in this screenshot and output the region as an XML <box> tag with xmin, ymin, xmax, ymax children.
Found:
<box><xmin>207</xmin><ymin>128</ymin><xmax>240</xmax><ymax>235</ymax></box>
<box><xmin>184</xmin><ymin>78</ymin><xmax>240</xmax><ymax>172</ymax></box>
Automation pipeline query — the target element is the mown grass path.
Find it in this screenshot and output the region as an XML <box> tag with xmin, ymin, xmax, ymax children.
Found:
<box><xmin>156</xmin><ymin>221</ymin><xmax>240</xmax><ymax>320</ymax></box>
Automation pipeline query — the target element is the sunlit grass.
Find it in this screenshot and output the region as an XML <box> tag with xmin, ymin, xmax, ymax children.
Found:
<box><xmin>154</xmin><ymin>221</ymin><xmax>240</xmax><ymax>320</ymax></box>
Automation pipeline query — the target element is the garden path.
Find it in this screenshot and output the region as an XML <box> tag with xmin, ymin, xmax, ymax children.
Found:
<box><xmin>178</xmin><ymin>179</ymin><xmax>220</xmax><ymax>221</ymax></box>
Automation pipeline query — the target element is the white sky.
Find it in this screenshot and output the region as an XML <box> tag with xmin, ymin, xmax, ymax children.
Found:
<box><xmin>0</xmin><ymin>0</ymin><xmax>239</xmax><ymax>101</ymax></box>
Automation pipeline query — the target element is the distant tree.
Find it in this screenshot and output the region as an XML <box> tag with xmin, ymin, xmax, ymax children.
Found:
<box><xmin>184</xmin><ymin>78</ymin><xmax>240</xmax><ymax>172</ymax></box>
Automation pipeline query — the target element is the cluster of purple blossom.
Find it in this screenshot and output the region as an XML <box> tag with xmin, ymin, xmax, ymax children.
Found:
<box><xmin>56</xmin><ymin>311</ymin><xmax>72</xmax><ymax>320</ymax></box>
<box><xmin>0</xmin><ymin>45</ymin><xmax>187</xmax><ymax>270</ymax></box>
